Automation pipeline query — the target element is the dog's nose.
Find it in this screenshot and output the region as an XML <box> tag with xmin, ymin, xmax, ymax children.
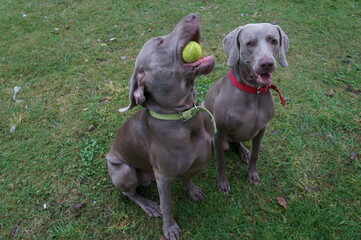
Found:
<box><xmin>186</xmin><ymin>13</ymin><xmax>197</xmax><ymax>22</ymax></box>
<box><xmin>259</xmin><ymin>58</ymin><xmax>275</xmax><ymax>71</ymax></box>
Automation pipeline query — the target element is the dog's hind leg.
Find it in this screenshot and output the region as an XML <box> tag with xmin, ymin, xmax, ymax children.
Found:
<box><xmin>181</xmin><ymin>178</ymin><xmax>205</xmax><ymax>201</ymax></box>
<box><xmin>123</xmin><ymin>191</ymin><xmax>161</xmax><ymax>218</ymax></box>
<box><xmin>231</xmin><ymin>142</ymin><xmax>251</xmax><ymax>164</ymax></box>
<box><xmin>107</xmin><ymin>161</ymin><xmax>161</xmax><ymax>217</ymax></box>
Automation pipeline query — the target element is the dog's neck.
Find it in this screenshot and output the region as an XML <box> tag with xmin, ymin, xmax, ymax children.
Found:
<box><xmin>231</xmin><ymin>63</ymin><xmax>259</xmax><ymax>88</ymax></box>
<box><xmin>144</xmin><ymin>84</ymin><xmax>197</xmax><ymax>114</ymax></box>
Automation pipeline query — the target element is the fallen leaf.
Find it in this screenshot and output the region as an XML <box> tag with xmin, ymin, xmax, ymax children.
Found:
<box><xmin>277</xmin><ymin>197</ymin><xmax>287</xmax><ymax>209</ymax></box>
<box><xmin>87</xmin><ymin>125</ymin><xmax>95</xmax><ymax>131</ymax></box>
<box><xmin>96</xmin><ymin>58</ymin><xmax>107</xmax><ymax>63</ymax></box>
<box><xmin>350</xmin><ymin>152</ymin><xmax>357</xmax><ymax>160</ymax></box>
<box><xmin>80</xmin><ymin>176</ymin><xmax>87</xmax><ymax>185</ymax></box>
<box><xmin>305</xmin><ymin>185</ymin><xmax>312</xmax><ymax>193</ymax></box>
<box><xmin>105</xmin><ymin>37</ymin><xmax>116</xmax><ymax>43</ymax></box>
<box><xmin>33</xmin><ymin>204</ymin><xmax>40</xmax><ymax>211</ymax></box>
<box><xmin>345</xmin><ymin>86</ymin><xmax>361</xmax><ymax>95</ymax></box>
<box><xmin>99</xmin><ymin>96</ymin><xmax>112</xmax><ymax>103</ymax></box>
<box><xmin>9</xmin><ymin>126</ymin><xmax>16</xmax><ymax>134</ymax></box>
<box><xmin>72</xmin><ymin>202</ymin><xmax>86</xmax><ymax>211</ymax></box>
<box><xmin>13</xmin><ymin>86</ymin><xmax>23</xmax><ymax>102</ymax></box>
<box><xmin>12</xmin><ymin>227</ymin><xmax>20</xmax><ymax>236</ymax></box>
<box><xmin>270</xmin><ymin>130</ymin><xmax>278</xmax><ymax>136</ymax></box>
<box><xmin>345</xmin><ymin>85</ymin><xmax>354</xmax><ymax>92</ymax></box>
<box><xmin>325</xmin><ymin>90</ymin><xmax>334</xmax><ymax>98</ymax></box>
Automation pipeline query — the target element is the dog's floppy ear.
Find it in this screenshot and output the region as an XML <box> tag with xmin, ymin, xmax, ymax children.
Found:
<box><xmin>276</xmin><ymin>25</ymin><xmax>290</xmax><ymax>67</ymax></box>
<box><xmin>222</xmin><ymin>26</ymin><xmax>243</xmax><ymax>67</ymax></box>
<box><xmin>119</xmin><ymin>69</ymin><xmax>146</xmax><ymax>112</ymax></box>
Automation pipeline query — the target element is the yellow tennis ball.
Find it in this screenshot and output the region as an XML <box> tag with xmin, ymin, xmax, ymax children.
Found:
<box><xmin>182</xmin><ymin>41</ymin><xmax>202</xmax><ymax>63</ymax></box>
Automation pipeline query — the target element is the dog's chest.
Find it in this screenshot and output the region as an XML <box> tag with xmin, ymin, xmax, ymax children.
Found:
<box><xmin>228</xmin><ymin>98</ymin><xmax>274</xmax><ymax>141</ymax></box>
<box><xmin>148</xmin><ymin>118</ymin><xmax>212</xmax><ymax>173</ymax></box>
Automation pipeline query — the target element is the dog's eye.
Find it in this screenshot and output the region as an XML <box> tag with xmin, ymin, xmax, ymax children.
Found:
<box><xmin>270</xmin><ymin>39</ymin><xmax>278</xmax><ymax>45</ymax></box>
<box><xmin>157</xmin><ymin>39</ymin><xmax>164</xmax><ymax>46</ymax></box>
<box><xmin>246</xmin><ymin>41</ymin><xmax>255</xmax><ymax>47</ymax></box>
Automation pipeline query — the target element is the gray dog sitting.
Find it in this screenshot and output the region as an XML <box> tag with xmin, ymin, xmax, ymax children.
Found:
<box><xmin>106</xmin><ymin>14</ymin><xmax>215</xmax><ymax>240</ymax></box>
<box><xmin>203</xmin><ymin>23</ymin><xmax>289</xmax><ymax>194</ymax></box>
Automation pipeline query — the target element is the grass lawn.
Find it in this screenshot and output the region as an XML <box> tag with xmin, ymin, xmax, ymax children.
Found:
<box><xmin>1</xmin><ymin>0</ymin><xmax>360</xmax><ymax>239</ymax></box>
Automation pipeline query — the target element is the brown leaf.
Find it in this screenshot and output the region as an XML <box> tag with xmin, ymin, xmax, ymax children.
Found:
<box><xmin>270</xmin><ymin>130</ymin><xmax>278</xmax><ymax>136</ymax></box>
<box><xmin>9</xmin><ymin>126</ymin><xmax>16</xmax><ymax>134</ymax></box>
<box><xmin>277</xmin><ymin>197</ymin><xmax>287</xmax><ymax>209</ymax></box>
<box><xmin>80</xmin><ymin>176</ymin><xmax>87</xmax><ymax>185</ymax></box>
<box><xmin>12</xmin><ymin>227</ymin><xmax>20</xmax><ymax>236</ymax></box>
<box><xmin>325</xmin><ymin>90</ymin><xmax>334</xmax><ymax>98</ymax></box>
<box><xmin>87</xmin><ymin>125</ymin><xmax>95</xmax><ymax>131</ymax></box>
<box><xmin>72</xmin><ymin>202</ymin><xmax>86</xmax><ymax>211</ymax></box>
<box><xmin>345</xmin><ymin>85</ymin><xmax>354</xmax><ymax>92</ymax></box>
<box><xmin>99</xmin><ymin>97</ymin><xmax>112</xmax><ymax>103</ymax></box>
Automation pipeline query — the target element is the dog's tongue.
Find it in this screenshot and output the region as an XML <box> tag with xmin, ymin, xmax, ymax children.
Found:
<box><xmin>185</xmin><ymin>55</ymin><xmax>215</xmax><ymax>75</ymax></box>
<box><xmin>256</xmin><ymin>73</ymin><xmax>272</xmax><ymax>85</ymax></box>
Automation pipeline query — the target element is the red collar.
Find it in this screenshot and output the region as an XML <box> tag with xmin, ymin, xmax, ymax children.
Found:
<box><xmin>228</xmin><ymin>70</ymin><xmax>286</xmax><ymax>106</ymax></box>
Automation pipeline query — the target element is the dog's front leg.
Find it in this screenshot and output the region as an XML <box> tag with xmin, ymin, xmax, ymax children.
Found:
<box><xmin>213</xmin><ymin>133</ymin><xmax>230</xmax><ymax>194</ymax></box>
<box><xmin>155</xmin><ymin>172</ymin><xmax>181</xmax><ymax>240</ymax></box>
<box><xmin>248</xmin><ymin>127</ymin><xmax>266</xmax><ymax>184</ymax></box>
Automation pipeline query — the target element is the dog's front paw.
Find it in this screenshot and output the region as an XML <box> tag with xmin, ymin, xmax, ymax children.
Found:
<box><xmin>217</xmin><ymin>179</ymin><xmax>230</xmax><ymax>194</ymax></box>
<box><xmin>248</xmin><ymin>171</ymin><xmax>260</xmax><ymax>184</ymax></box>
<box><xmin>163</xmin><ymin>222</ymin><xmax>181</xmax><ymax>240</ymax></box>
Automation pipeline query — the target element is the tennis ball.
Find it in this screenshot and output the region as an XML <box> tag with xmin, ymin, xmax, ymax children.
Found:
<box><xmin>182</xmin><ymin>41</ymin><xmax>202</xmax><ymax>63</ymax></box>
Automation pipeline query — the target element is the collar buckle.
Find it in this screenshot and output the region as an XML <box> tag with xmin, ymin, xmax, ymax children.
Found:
<box><xmin>179</xmin><ymin>105</ymin><xmax>198</xmax><ymax>122</ymax></box>
<box><xmin>257</xmin><ymin>85</ymin><xmax>271</xmax><ymax>94</ymax></box>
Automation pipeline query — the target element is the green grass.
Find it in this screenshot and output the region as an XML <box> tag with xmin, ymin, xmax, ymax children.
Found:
<box><xmin>1</xmin><ymin>0</ymin><xmax>360</xmax><ymax>239</ymax></box>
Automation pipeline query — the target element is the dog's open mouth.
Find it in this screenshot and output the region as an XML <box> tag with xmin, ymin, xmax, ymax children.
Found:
<box><xmin>183</xmin><ymin>55</ymin><xmax>215</xmax><ymax>75</ymax></box>
<box><xmin>178</xmin><ymin>15</ymin><xmax>215</xmax><ymax>75</ymax></box>
<box><xmin>254</xmin><ymin>72</ymin><xmax>272</xmax><ymax>86</ymax></box>
<box><xmin>180</xmin><ymin>39</ymin><xmax>215</xmax><ymax>75</ymax></box>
